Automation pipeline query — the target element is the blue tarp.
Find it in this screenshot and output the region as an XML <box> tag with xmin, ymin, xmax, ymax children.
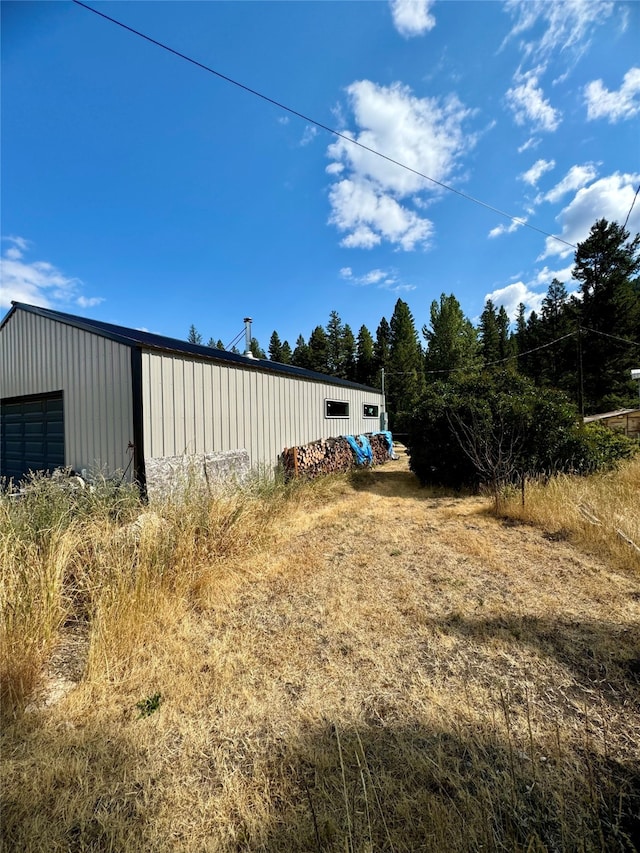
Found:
<box><xmin>344</xmin><ymin>434</ymin><xmax>374</xmax><ymax>466</ymax></box>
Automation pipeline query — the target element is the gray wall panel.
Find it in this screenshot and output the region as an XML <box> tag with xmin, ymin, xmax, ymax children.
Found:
<box><xmin>0</xmin><ymin>309</ymin><xmax>134</xmax><ymax>477</ymax></box>
<box><xmin>141</xmin><ymin>351</ymin><xmax>385</xmax><ymax>470</ymax></box>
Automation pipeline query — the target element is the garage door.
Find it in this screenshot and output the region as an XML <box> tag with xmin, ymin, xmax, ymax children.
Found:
<box><xmin>1</xmin><ymin>392</ymin><xmax>65</xmax><ymax>483</ymax></box>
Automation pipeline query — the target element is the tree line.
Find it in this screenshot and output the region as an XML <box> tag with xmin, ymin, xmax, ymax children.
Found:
<box><xmin>188</xmin><ymin>219</ymin><xmax>640</xmax><ymax>422</ymax></box>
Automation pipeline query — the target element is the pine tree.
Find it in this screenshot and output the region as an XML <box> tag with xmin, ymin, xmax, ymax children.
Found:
<box><xmin>356</xmin><ymin>324</ymin><xmax>376</xmax><ymax>386</ymax></box>
<box><xmin>188</xmin><ymin>324</ymin><xmax>203</xmax><ymax>345</ymax></box>
<box><xmin>326</xmin><ymin>310</ymin><xmax>344</xmax><ymax>376</ymax></box>
<box><xmin>249</xmin><ymin>338</ymin><xmax>266</xmax><ymax>359</ymax></box>
<box><xmin>374</xmin><ymin>317</ymin><xmax>391</xmax><ymax>379</ymax></box>
<box><xmin>524</xmin><ymin>310</ymin><xmax>544</xmax><ymax>385</ymax></box>
<box><xmin>497</xmin><ymin>305</ymin><xmax>516</xmax><ymax>366</ymax></box>
<box><xmin>478</xmin><ymin>299</ymin><xmax>500</xmax><ymax>365</ymax></box>
<box><xmin>291</xmin><ymin>334</ymin><xmax>311</xmax><ymax>369</ymax></box>
<box><xmin>280</xmin><ymin>340</ymin><xmax>292</xmax><ymax>364</ymax></box>
<box><xmin>572</xmin><ymin>219</ymin><xmax>640</xmax><ymax>411</ymax></box>
<box><xmin>268</xmin><ymin>331</ymin><xmax>283</xmax><ymax>362</ymax></box>
<box><xmin>216</xmin><ymin>339</ymin><xmax>225</xmax><ymax>350</ymax></box>
<box><xmin>538</xmin><ymin>278</ymin><xmax>576</xmax><ymax>393</ymax></box>
<box><xmin>423</xmin><ymin>293</ymin><xmax>480</xmax><ymax>379</ymax></box>
<box><xmin>388</xmin><ymin>299</ymin><xmax>425</xmax><ymax>425</ymax></box>
<box><xmin>308</xmin><ymin>326</ymin><xmax>329</xmax><ymax>373</ymax></box>
<box><xmin>514</xmin><ymin>303</ymin><xmax>529</xmax><ymax>375</ymax></box>
<box><xmin>341</xmin><ymin>324</ymin><xmax>357</xmax><ymax>381</ymax></box>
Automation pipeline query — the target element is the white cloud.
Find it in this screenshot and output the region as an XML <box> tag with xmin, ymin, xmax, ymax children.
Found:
<box><xmin>518</xmin><ymin>137</ymin><xmax>540</xmax><ymax>153</ymax></box>
<box><xmin>488</xmin><ymin>218</ymin><xmax>527</xmax><ymax>239</ymax></box>
<box><xmin>486</xmin><ymin>260</ymin><xmax>579</xmax><ymax>322</ymax></box>
<box><xmin>0</xmin><ymin>237</ymin><xmax>102</xmax><ymax>311</ymax></box>
<box><xmin>537</xmin><ymin>163</ymin><xmax>598</xmax><ymax>204</ymax></box>
<box><xmin>520</xmin><ymin>158</ymin><xmax>555</xmax><ymax>186</ymax></box>
<box><xmin>76</xmin><ymin>295</ymin><xmax>105</xmax><ymax>308</ymax></box>
<box><xmin>339</xmin><ymin>265</ymin><xmax>415</xmax><ymax>294</ymax></box>
<box><xmin>503</xmin><ymin>0</ymin><xmax>615</xmax><ymax>63</ymax></box>
<box><xmin>300</xmin><ymin>125</ymin><xmax>318</xmax><ymax>146</ymax></box>
<box><xmin>531</xmin><ymin>263</ymin><xmax>575</xmax><ymax>289</ymax></box>
<box><xmin>540</xmin><ymin>171</ymin><xmax>640</xmax><ymax>259</ymax></box>
<box><xmin>484</xmin><ymin>282</ymin><xmax>545</xmax><ymax>320</ymax></box>
<box><xmin>389</xmin><ymin>0</ymin><xmax>436</xmax><ymax>37</ymax></box>
<box><xmin>327</xmin><ymin>80</ymin><xmax>471</xmax><ymax>250</ymax></box>
<box><xmin>329</xmin><ymin>178</ymin><xmax>434</xmax><ymax>250</ymax></box>
<box><xmin>506</xmin><ymin>68</ymin><xmax>561</xmax><ymax>132</ymax></box>
<box><xmin>585</xmin><ymin>66</ymin><xmax>640</xmax><ymax>123</ymax></box>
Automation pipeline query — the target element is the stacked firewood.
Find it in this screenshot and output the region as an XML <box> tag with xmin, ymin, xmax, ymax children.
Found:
<box><xmin>282</xmin><ymin>433</ymin><xmax>392</xmax><ymax>480</ymax></box>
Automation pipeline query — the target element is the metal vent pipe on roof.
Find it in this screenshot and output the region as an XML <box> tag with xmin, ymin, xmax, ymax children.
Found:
<box><xmin>244</xmin><ymin>317</ymin><xmax>254</xmax><ymax>358</ymax></box>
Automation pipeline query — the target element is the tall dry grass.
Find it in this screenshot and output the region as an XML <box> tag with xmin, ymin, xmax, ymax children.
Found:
<box><xmin>0</xmin><ymin>469</ymin><xmax>346</xmax><ymax>716</ymax></box>
<box><xmin>501</xmin><ymin>453</ymin><xmax>640</xmax><ymax>572</ymax></box>
<box><xmin>1</xmin><ymin>455</ymin><xmax>639</xmax><ymax>852</ymax></box>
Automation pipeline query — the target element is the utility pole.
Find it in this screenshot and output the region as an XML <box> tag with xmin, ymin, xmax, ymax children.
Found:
<box><xmin>380</xmin><ymin>368</ymin><xmax>388</xmax><ymax>431</ymax></box>
<box><xmin>577</xmin><ymin>323</ymin><xmax>585</xmax><ymax>419</ymax></box>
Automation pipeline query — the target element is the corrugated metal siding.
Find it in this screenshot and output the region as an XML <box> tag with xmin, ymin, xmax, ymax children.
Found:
<box><xmin>0</xmin><ymin>309</ymin><xmax>134</xmax><ymax>476</ymax></box>
<box><xmin>141</xmin><ymin>351</ymin><xmax>385</xmax><ymax>468</ymax></box>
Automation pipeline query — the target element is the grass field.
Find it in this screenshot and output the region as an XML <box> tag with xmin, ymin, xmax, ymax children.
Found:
<box><xmin>1</xmin><ymin>450</ymin><xmax>639</xmax><ymax>852</ymax></box>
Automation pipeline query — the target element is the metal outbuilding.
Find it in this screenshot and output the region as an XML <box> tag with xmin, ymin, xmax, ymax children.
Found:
<box><xmin>0</xmin><ymin>302</ymin><xmax>386</xmax><ymax>489</ymax></box>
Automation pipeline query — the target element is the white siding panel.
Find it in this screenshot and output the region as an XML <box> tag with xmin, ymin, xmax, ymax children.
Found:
<box><xmin>0</xmin><ymin>310</ymin><xmax>133</xmax><ymax>476</ymax></box>
<box><xmin>141</xmin><ymin>351</ymin><xmax>385</xmax><ymax>470</ymax></box>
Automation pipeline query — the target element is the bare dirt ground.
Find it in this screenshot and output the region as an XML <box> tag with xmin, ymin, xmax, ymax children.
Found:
<box><xmin>4</xmin><ymin>447</ymin><xmax>640</xmax><ymax>852</ymax></box>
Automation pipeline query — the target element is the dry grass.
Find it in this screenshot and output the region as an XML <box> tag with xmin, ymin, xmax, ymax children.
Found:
<box><xmin>1</xmin><ymin>451</ymin><xmax>639</xmax><ymax>852</ymax></box>
<box><xmin>501</xmin><ymin>454</ymin><xmax>640</xmax><ymax>573</ymax></box>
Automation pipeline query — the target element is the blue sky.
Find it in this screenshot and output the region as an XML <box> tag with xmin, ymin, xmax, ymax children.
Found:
<box><xmin>2</xmin><ymin>0</ymin><xmax>639</xmax><ymax>350</ymax></box>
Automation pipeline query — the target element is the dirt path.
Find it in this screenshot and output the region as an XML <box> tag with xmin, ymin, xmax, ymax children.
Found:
<box><xmin>8</xmin><ymin>448</ymin><xmax>640</xmax><ymax>852</ymax></box>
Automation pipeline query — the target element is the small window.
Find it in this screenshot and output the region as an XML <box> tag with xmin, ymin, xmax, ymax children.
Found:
<box><xmin>363</xmin><ymin>404</ymin><xmax>379</xmax><ymax>418</ymax></box>
<box><xmin>325</xmin><ymin>399</ymin><xmax>349</xmax><ymax>418</ymax></box>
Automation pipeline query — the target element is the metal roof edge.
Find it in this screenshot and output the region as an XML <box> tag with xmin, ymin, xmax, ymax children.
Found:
<box><xmin>4</xmin><ymin>302</ymin><xmax>382</xmax><ymax>394</ymax></box>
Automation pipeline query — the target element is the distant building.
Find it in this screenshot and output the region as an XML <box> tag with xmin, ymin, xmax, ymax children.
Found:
<box><xmin>583</xmin><ymin>409</ymin><xmax>640</xmax><ymax>440</ymax></box>
<box><xmin>0</xmin><ymin>303</ymin><xmax>385</xmax><ymax>491</ymax></box>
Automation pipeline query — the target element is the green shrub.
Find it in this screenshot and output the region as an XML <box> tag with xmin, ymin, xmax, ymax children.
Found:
<box><xmin>406</xmin><ymin>372</ymin><xmax>637</xmax><ymax>492</ymax></box>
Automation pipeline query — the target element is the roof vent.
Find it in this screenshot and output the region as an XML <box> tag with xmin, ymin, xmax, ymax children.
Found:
<box><xmin>243</xmin><ymin>317</ymin><xmax>254</xmax><ymax>358</ymax></box>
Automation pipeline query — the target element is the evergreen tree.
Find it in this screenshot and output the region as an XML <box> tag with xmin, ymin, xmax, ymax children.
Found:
<box><xmin>538</xmin><ymin>278</ymin><xmax>576</xmax><ymax>393</ymax></box>
<box><xmin>374</xmin><ymin>317</ymin><xmax>392</xmax><ymax>381</ymax></box>
<box><xmin>341</xmin><ymin>324</ymin><xmax>357</xmax><ymax>381</ymax></box>
<box><xmin>188</xmin><ymin>324</ymin><xmax>203</xmax><ymax>345</ymax></box>
<box><xmin>280</xmin><ymin>340</ymin><xmax>292</xmax><ymax>364</ymax></box>
<box><xmin>208</xmin><ymin>337</ymin><xmax>226</xmax><ymax>349</ymax></box>
<box><xmin>291</xmin><ymin>334</ymin><xmax>311</xmax><ymax>369</ymax></box>
<box><xmin>356</xmin><ymin>324</ymin><xmax>376</xmax><ymax>386</ymax></box>
<box><xmin>572</xmin><ymin>219</ymin><xmax>640</xmax><ymax>411</ymax></box>
<box><xmin>524</xmin><ymin>310</ymin><xmax>543</xmax><ymax>384</ymax></box>
<box><xmin>478</xmin><ymin>299</ymin><xmax>500</xmax><ymax>364</ymax></box>
<box><xmin>326</xmin><ymin>310</ymin><xmax>344</xmax><ymax>376</ymax></box>
<box><xmin>423</xmin><ymin>293</ymin><xmax>480</xmax><ymax>379</ymax></box>
<box><xmin>249</xmin><ymin>338</ymin><xmax>266</xmax><ymax>359</ymax></box>
<box><xmin>497</xmin><ymin>305</ymin><xmax>516</xmax><ymax>365</ymax></box>
<box><xmin>388</xmin><ymin>299</ymin><xmax>425</xmax><ymax>426</ymax></box>
<box><xmin>268</xmin><ymin>330</ymin><xmax>283</xmax><ymax>362</ymax></box>
<box><xmin>308</xmin><ymin>326</ymin><xmax>329</xmax><ymax>373</ymax></box>
<box><xmin>514</xmin><ymin>303</ymin><xmax>529</xmax><ymax>375</ymax></box>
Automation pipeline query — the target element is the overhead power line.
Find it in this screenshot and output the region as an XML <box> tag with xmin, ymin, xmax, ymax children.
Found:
<box><xmin>72</xmin><ymin>0</ymin><xmax>577</xmax><ymax>251</ymax></box>
<box><xmin>582</xmin><ymin>326</ymin><xmax>640</xmax><ymax>347</ymax></box>
<box><xmin>622</xmin><ymin>183</ymin><xmax>640</xmax><ymax>231</ymax></box>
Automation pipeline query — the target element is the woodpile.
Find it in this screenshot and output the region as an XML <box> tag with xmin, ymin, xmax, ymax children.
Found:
<box><xmin>282</xmin><ymin>433</ymin><xmax>392</xmax><ymax>480</ymax></box>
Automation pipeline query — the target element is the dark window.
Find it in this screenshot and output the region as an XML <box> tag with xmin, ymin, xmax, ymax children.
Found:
<box><xmin>363</xmin><ymin>404</ymin><xmax>379</xmax><ymax>418</ymax></box>
<box><xmin>325</xmin><ymin>399</ymin><xmax>349</xmax><ymax>418</ymax></box>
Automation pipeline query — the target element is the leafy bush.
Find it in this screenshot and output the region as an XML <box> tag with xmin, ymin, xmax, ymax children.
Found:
<box><xmin>406</xmin><ymin>371</ymin><xmax>637</xmax><ymax>493</ymax></box>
